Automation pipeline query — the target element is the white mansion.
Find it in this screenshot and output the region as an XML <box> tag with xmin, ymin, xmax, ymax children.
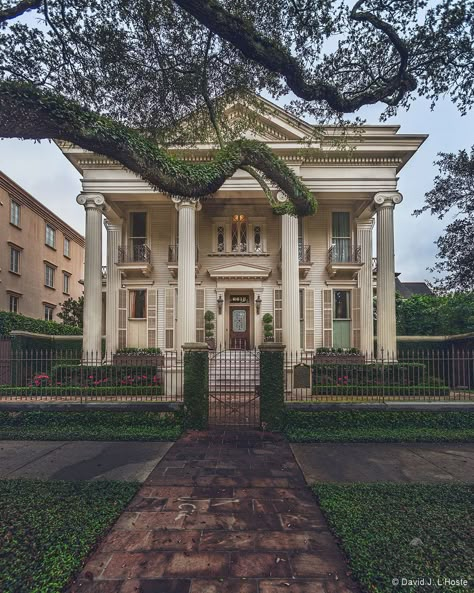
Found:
<box><xmin>59</xmin><ymin>98</ymin><xmax>426</xmax><ymax>357</ymax></box>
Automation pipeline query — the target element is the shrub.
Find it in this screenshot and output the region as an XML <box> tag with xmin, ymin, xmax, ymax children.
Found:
<box><xmin>0</xmin><ymin>311</ymin><xmax>82</xmax><ymax>336</ymax></box>
<box><xmin>115</xmin><ymin>347</ymin><xmax>162</xmax><ymax>355</ymax></box>
<box><xmin>50</xmin><ymin>364</ymin><xmax>161</xmax><ymax>387</ymax></box>
<box><xmin>313</xmin><ymin>363</ymin><xmax>430</xmax><ymax>386</ymax></box>
<box><xmin>204</xmin><ymin>310</ymin><xmax>215</xmax><ymax>340</ymax></box>
<box><xmin>262</xmin><ymin>313</ymin><xmax>274</xmax><ymax>341</ymax></box>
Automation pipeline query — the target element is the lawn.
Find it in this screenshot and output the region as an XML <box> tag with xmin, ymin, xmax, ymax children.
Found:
<box><xmin>0</xmin><ymin>410</ymin><xmax>182</xmax><ymax>440</ymax></box>
<box><xmin>285</xmin><ymin>410</ymin><xmax>474</xmax><ymax>442</ymax></box>
<box><xmin>313</xmin><ymin>483</ymin><xmax>473</xmax><ymax>593</ymax></box>
<box><xmin>0</xmin><ymin>479</ymin><xmax>139</xmax><ymax>593</ymax></box>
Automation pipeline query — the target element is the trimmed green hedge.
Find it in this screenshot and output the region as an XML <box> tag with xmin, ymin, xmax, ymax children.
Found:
<box><xmin>313</xmin><ymin>363</ymin><xmax>430</xmax><ymax>386</ymax></box>
<box><xmin>0</xmin><ymin>311</ymin><xmax>82</xmax><ymax>336</ymax></box>
<box><xmin>285</xmin><ymin>410</ymin><xmax>474</xmax><ymax>442</ymax></box>
<box><xmin>0</xmin><ymin>410</ymin><xmax>182</xmax><ymax>440</ymax></box>
<box><xmin>313</xmin><ymin>483</ymin><xmax>473</xmax><ymax>593</ymax></box>
<box><xmin>0</xmin><ymin>479</ymin><xmax>138</xmax><ymax>593</ymax></box>
<box><xmin>183</xmin><ymin>349</ymin><xmax>208</xmax><ymax>429</ymax></box>
<box><xmin>313</xmin><ymin>385</ymin><xmax>450</xmax><ymax>396</ymax></box>
<box><xmin>0</xmin><ymin>386</ymin><xmax>163</xmax><ymax>396</ymax></box>
<box><xmin>50</xmin><ymin>364</ymin><xmax>161</xmax><ymax>387</ymax></box>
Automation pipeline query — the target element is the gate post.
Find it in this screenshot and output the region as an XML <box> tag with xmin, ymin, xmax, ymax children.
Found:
<box><xmin>259</xmin><ymin>343</ymin><xmax>286</xmax><ymax>430</ymax></box>
<box><xmin>183</xmin><ymin>342</ymin><xmax>209</xmax><ymax>429</ymax></box>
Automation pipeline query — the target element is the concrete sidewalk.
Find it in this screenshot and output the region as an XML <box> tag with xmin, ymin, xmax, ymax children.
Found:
<box><xmin>292</xmin><ymin>442</ymin><xmax>474</xmax><ymax>483</ymax></box>
<box><xmin>0</xmin><ymin>441</ymin><xmax>172</xmax><ymax>482</ymax></box>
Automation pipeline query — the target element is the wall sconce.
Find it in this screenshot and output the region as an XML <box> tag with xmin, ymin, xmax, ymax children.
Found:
<box><xmin>217</xmin><ymin>294</ymin><xmax>224</xmax><ymax>314</ymax></box>
<box><xmin>255</xmin><ymin>294</ymin><xmax>262</xmax><ymax>314</ymax></box>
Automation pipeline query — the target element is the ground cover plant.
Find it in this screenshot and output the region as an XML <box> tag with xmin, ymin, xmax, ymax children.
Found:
<box><xmin>0</xmin><ymin>410</ymin><xmax>182</xmax><ymax>441</ymax></box>
<box><xmin>284</xmin><ymin>410</ymin><xmax>474</xmax><ymax>442</ymax></box>
<box><xmin>313</xmin><ymin>483</ymin><xmax>473</xmax><ymax>593</ymax></box>
<box><xmin>0</xmin><ymin>479</ymin><xmax>138</xmax><ymax>593</ymax></box>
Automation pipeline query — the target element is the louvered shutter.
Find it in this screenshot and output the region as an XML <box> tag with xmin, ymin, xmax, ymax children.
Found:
<box><xmin>274</xmin><ymin>288</ymin><xmax>283</xmax><ymax>343</ymax></box>
<box><xmin>322</xmin><ymin>289</ymin><xmax>333</xmax><ymax>348</ymax></box>
<box><xmin>118</xmin><ymin>288</ymin><xmax>127</xmax><ymax>349</ymax></box>
<box><xmin>147</xmin><ymin>289</ymin><xmax>157</xmax><ymax>348</ymax></box>
<box><xmin>352</xmin><ymin>287</ymin><xmax>361</xmax><ymax>350</ymax></box>
<box><xmin>165</xmin><ymin>287</ymin><xmax>175</xmax><ymax>349</ymax></box>
<box><xmin>196</xmin><ymin>288</ymin><xmax>205</xmax><ymax>343</ymax></box>
<box><xmin>304</xmin><ymin>288</ymin><xmax>315</xmax><ymax>350</ymax></box>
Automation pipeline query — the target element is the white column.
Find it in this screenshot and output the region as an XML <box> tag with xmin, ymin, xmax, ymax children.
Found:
<box><xmin>76</xmin><ymin>193</ymin><xmax>105</xmax><ymax>357</ymax></box>
<box><xmin>104</xmin><ymin>219</ymin><xmax>122</xmax><ymax>356</ymax></box>
<box><xmin>374</xmin><ymin>192</ymin><xmax>403</xmax><ymax>359</ymax></box>
<box><xmin>281</xmin><ymin>214</ymin><xmax>301</xmax><ymax>352</ymax></box>
<box><xmin>356</xmin><ymin>217</ymin><xmax>375</xmax><ymax>358</ymax></box>
<box><xmin>173</xmin><ymin>198</ymin><xmax>200</xmax><ymax>350</ymax></box>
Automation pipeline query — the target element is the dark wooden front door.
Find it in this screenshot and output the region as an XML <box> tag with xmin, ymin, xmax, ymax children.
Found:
<box><xmin>229</xmin><ymin>306</ymin><xmax>250</xmax><ymax>350</ymax></box>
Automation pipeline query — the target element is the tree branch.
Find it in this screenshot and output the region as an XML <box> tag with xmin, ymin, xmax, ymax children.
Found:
<box><xmin>0</xmin><ymin>0</ymin><xmax>42</xmax><ymax>24</ymax></box>
<box><xmin>173</xmin><ymin>0</ymin><xmax>417</xmax><ymax>112</ymax></box>
<box><xmin>0</xmin><ymin>81</ymin><xmax>316</xmax><ymax>215</ymax></box>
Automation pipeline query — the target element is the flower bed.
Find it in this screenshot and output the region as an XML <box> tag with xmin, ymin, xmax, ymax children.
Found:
<box><xmin>0</xmin><ymin>386</ymin><xmax>163</xmax><ymax>396</ymax></box>
<box><xmin>50</xmin><ymin>364</ymin><xmax>161</xmax><ymax>387</ymax></box>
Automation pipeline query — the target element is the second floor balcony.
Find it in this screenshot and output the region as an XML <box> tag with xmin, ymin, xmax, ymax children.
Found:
<box><xmin>167</xmin><ymin>244</ymin><xmax>200</xmax><ymax>278</ymax></box>
<box><xmin>326</xmin><ymin>244</ymin><xmax>363</xmax><ymax>279</ymax></box>
<box><xmin>278</xmin><ymin>243</ymin><xmax>313</xmax><ymax>279</ymax></box>
<box><xmin>116</xmin><ymin>244</ymin><xmax>152</xmax><ymax>277</ymax></box>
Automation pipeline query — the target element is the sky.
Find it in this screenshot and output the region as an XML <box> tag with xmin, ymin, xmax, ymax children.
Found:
<box><xmin>0</xmin><ymin>94</ymin><xmax>472</xmax><ymax>281</ymax></box>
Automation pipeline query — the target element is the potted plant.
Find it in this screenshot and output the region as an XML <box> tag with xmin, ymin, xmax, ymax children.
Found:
<box><xmin>262</xmin><ymin>313</ymin><xmax>274</xmax><ymax>342</ymax></box>
<box><xmin>113</xmin><ymin>347</ymin><xmax>163</xmax><ymax>367</ymax></box>
<box><xmin>204</xmin><ymin>310</ymin><xmax>216</xmax><ymax>349</ymax></box>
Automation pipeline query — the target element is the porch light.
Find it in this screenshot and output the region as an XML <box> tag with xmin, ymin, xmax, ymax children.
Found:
<box><xmin>217</xmin><ymin>294</ymin><xmax>224</xmax><ymax>314</ymax></box>
<box><xmin>255</xmin><ymin>294</ymin><xmax>262</xmax><ymax>314</ymax></box>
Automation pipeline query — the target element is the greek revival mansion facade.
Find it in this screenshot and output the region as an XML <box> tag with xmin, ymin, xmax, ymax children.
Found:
<box><xmin>59</xmin><ymin>98</ymin><xmax>426</xmax><ymax>357</ymax></box>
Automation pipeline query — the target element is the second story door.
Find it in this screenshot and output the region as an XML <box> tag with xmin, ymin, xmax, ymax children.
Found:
<box><xmin>130</xmin><ymin>212</ymin><xmax>147</xmax><ymax>260</ymax></box>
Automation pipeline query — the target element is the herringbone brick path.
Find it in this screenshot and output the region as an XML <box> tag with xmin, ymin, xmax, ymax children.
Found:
<box><xmin>70</xmin><ymin>431</ymin><xmax>359</xmax><ymax>593</ymax></box>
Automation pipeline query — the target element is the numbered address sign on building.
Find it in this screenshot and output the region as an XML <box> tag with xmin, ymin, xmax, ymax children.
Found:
<box><xmin>230</xmin><ymin>295</ymin><xmax>250</xmax><ymax>304</ymax></box>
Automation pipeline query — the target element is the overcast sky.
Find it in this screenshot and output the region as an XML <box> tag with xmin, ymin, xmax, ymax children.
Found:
<box><xmin>0</xmin><ymin>95</ymin><xmax>472</xmax><ymax>281</ymax></box>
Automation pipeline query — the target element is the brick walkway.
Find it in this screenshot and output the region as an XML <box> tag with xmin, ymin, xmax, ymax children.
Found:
<box><xmin>70</xmin><ymin>431</ymin><xmax>359</xmax><ymax>593</ymax></box>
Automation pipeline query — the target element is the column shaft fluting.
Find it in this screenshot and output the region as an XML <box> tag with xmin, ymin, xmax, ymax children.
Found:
<box><xmin>176</xmin><ymin>201</ymin><xmax>197</xmax><ymax>350</ymax></box>
<box><xmin>281</xmin><ymin>215</ymin><xmax>301</xmax><ymax>352</ymax></box>
<box><xmin>105</xmin><ymin>220</ymin><xmax>122</xmax><ymax>355</ymax></box>
<box><xmin>77</xmin><ymin>194</ymin><xmax>104</xmax><ymax>357</ymax></box>
<box><xmin>375</xmin><ymin>193</ymin><xmax>402</xmax><ymax>358</ymax></box>
<box><xmin>357</xmin><ymin>218</ymin><xmax>374</xmax><ymax>358</ymax></box>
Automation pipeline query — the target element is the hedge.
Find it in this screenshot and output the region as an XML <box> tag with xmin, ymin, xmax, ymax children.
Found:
<box><xmin>0</xmin><ymin>386</ymin><xmax>163</xmax><ymax>396</ymax></box>
<box><xmin>0</xmin><ymin>311</ymin><xmax>82</xmax><ymax>336</ymax></box>
<box><xmin>50</xmin><ymin>364</ymin><xmax>161</xmax><ymax>387</ymax></box>
<box><xmin>312</xmin><ymin>385</ymin><xmax>450</xmax><ymax>396</ymax></box>
<box><xmin>313</xmin><ymin>363</ymin><xmax>432</xmax><ymax>386</ymax></box>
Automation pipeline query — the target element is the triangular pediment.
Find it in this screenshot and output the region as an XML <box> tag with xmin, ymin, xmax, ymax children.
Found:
<box><xmin>208</xmin><ymin>261</ymin><xmax>271</xmax><ymax>279</ymax></box>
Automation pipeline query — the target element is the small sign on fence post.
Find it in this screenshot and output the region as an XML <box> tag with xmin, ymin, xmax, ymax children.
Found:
<box><xmin>293</xmin><ymin>363</ymin><xmax>311</xmax><ymax>389</ymax></box>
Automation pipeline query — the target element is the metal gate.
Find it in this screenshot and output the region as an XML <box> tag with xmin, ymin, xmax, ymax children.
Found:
<box><xmin>208</xmin><ymin>348</ymin><xmax>260</xmax><ymax>427</ymax></box>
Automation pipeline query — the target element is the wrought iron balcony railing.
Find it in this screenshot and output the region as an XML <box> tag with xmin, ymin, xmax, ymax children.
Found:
<box><xmin>117</xmin><ymin>244</ymin><xmax>151</xmax><ymax>264</ymax></box>
<box><xmin>328</xmin><ymin>245</ymin><xmax>361</xmax><ymax>264</ymax></box>
<box><xmin>299</xmin><ymin>244</ymin><xmax>311</xmax><ymax>264</ymax></box>
<box><xmin>168</xmin><ymin>244</ymin><xmax>199</xmax><ymax>264</ymax></box>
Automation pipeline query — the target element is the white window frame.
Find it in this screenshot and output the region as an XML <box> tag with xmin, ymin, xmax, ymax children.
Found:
<box><xmin>9</xmin><ymin>295</ymin><xmax>19</xmax><ymax>313</ymax></box>
<box><xmin>212</xmin><ymin>216</ymin><xmax>267</xmax><ymax>254</ymax></box>
<box><xmin>45</xmin><ymin>224</ymin><xmax>56</xmax><ymax>248</ymax></box>
<box><xmin>44</xmin><ymin>304</ymin><xmax>54</xmax><ymax>321</ymax></box>
<box><xmin>45</xmin><ymin>264</ymin><xmax>55</xmax><ymax>288</ymax></box>
<box><xmin>10</xmin><ymin>200</ymin><xmax>21</xmax><ymax>227</ymax></box>
<box><xmin>9</xmin><ymin>247</ymin><xmax>20</xmax><ymax>274</ymax></box>
<box><xmin>64</xmin><ymin>237</ymin><xmax>70</xmax><ymax>258</ymax></box>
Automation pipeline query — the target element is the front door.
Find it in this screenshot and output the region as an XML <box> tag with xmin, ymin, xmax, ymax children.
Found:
<box><xmin>229</xmin><ymin>307</ymin><xmax>250</xmax><ymax>350</ymax></box>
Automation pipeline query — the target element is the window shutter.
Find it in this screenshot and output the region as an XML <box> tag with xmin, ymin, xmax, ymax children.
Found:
<box><xmin>352</xmin><ymin>287</ymin><xmax>361</xmax><ymax>350</ymax></box>
<box><xmin>196</xmin><ymin>288</ymin><xmax>205</xmax><ymax>343</ymax></box>
<box><xmin>322</xmin><ymin>289</ymin><xmax>333</xmax><ymax>348</ymax></box>
<box><xmin>304</xmin><ymin>288</ymin><xmax>315</xmax><ymax>350</ymax></box>
<box><xmin>147</xmin><ymin>289</ymin><xmax>157</xmax><ymax>348</ymax></box>
<box><xmin>165</xmin><ymin>287</ymin><xmax>175</xmax><ymax>350</ymax></box>
<box><xmin>274</xmin><ymin>288</ymin><xmax>283</xmax><ymax>343</ymax></box>
<box><xmin>118</xmin><ymin>288</ymin><xmax>127</xmax><ymax>349</ymax></box>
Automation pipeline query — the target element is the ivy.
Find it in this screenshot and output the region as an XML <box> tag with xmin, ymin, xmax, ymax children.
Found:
<box><xmin>259</xmin><ymin>346</ymin><xmax>285</xmax><ymax>430</ymax></box>
<box><xmin>0</xmin><ymin>311</ymin><xmax>82</xmax><ymax>336</ymax></box>
<box><xmin>183</xmin><ymin>349</ymin><xmax>209</xmax><ymax>429</ymax></box>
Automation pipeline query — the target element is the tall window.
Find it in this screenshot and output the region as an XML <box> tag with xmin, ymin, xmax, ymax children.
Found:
<box><xmin>333</xmin><ymin>290</ymin><xmax>351</xmax><ymax>349</ymax></box>
<box><xmin>254</xmin><ymin>225</ymin><xmax>263</xmax><ymax>253</ymax></box>
<box><xmin>129</xmin><ymin>289</ymin><xmax>146</xmax><ymax>319</ymax></box>
<box><xmin>231</xmin><ymin>214</ymin><xmax>247</xmax><ymax>252</ymax></box>
<box><xmin>10</xmin><ymin>200</ymin><xmax>20</xmax><ymax>226</ymax></box>
<box><xmin>298</xmin><ymin>217</ymin><xmax>304</xmax><ymax>261</ymax></box>
<box><xmin>45</xmin><ymin>264</ymin><xmax>55</xmax><ymax>288</ymax></box>
<box><xmin>9</xmin><ymin>295</ymin><xmax>19</xmax><ymax>313</ymax></box>
<box><xmin>45</xmin><ymin>224</ymin><xmax>56</xmax><ymax>248</ymax></box>
<box><xmin>64</xmin><ymin>237</ymin><xmax>70</xmax><ymax>258</ymax></box>
<box><xmin>10</xmin><ymin>247</ymin><xmax>20</xmax><ymax>274</ymax></box>
<box><xmin>217</xmin><ymin>225</ymin><xmax>225</xmax><ymax>252</ymax></box>
<box><xmin>63</xmin><ymin>272</ymin><xmax>70</xmax><ymax>294</ymax></box>
<box><xmin>332</xmin><ymin>212</ymin><xmax>351</xmax><ymax>262</ymax></box>
<box><xmin>130</xmin><ymin>212</ymin><xmax>147</xmax><ymax>259</ymax></box>
<box><xmin>44</xmin><ymin>305</ymin><xmax>54</xmax><ymax>321</ymax></box>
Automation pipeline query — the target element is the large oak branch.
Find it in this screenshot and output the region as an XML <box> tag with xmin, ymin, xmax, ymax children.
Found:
<box><xmin>0</xmin><ymin>0</ymin><xmax>42</xmax><ymax>24</ymax></box>
<box><xmin>0</xmin><ymin>82</ymin><xmax>316</xmax><ymax>215</ymax></box>
<box><xmin>173</xmin><ymin>0</ymin><xmax>417</xmax><ymax>111</ymax></box>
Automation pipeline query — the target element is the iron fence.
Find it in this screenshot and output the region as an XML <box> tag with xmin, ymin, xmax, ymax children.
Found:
<box><xmin>0</xmin><ymin>348</ymin><xmax>183</xmax><ymax>403</ymax></box>
<box><xmin>284</xmin><ymin>349</ymin><xmax>474</xmax><ymax>403</ymax></box>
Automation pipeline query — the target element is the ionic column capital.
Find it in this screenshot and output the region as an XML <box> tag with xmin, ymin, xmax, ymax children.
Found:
<box><xmin>76</xmin><ymin>193</ymin><xmax>105</xmax><ymax>209</ymax></box>
<box><xmin>172</xmin><ymin>197</ymin><xmax>202</xmax><ymax>212</ymax></box>
<box><xmin>373</xmin><ymin>192</ymin><xmax>403</xmax><ymax>209</ymax></box>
